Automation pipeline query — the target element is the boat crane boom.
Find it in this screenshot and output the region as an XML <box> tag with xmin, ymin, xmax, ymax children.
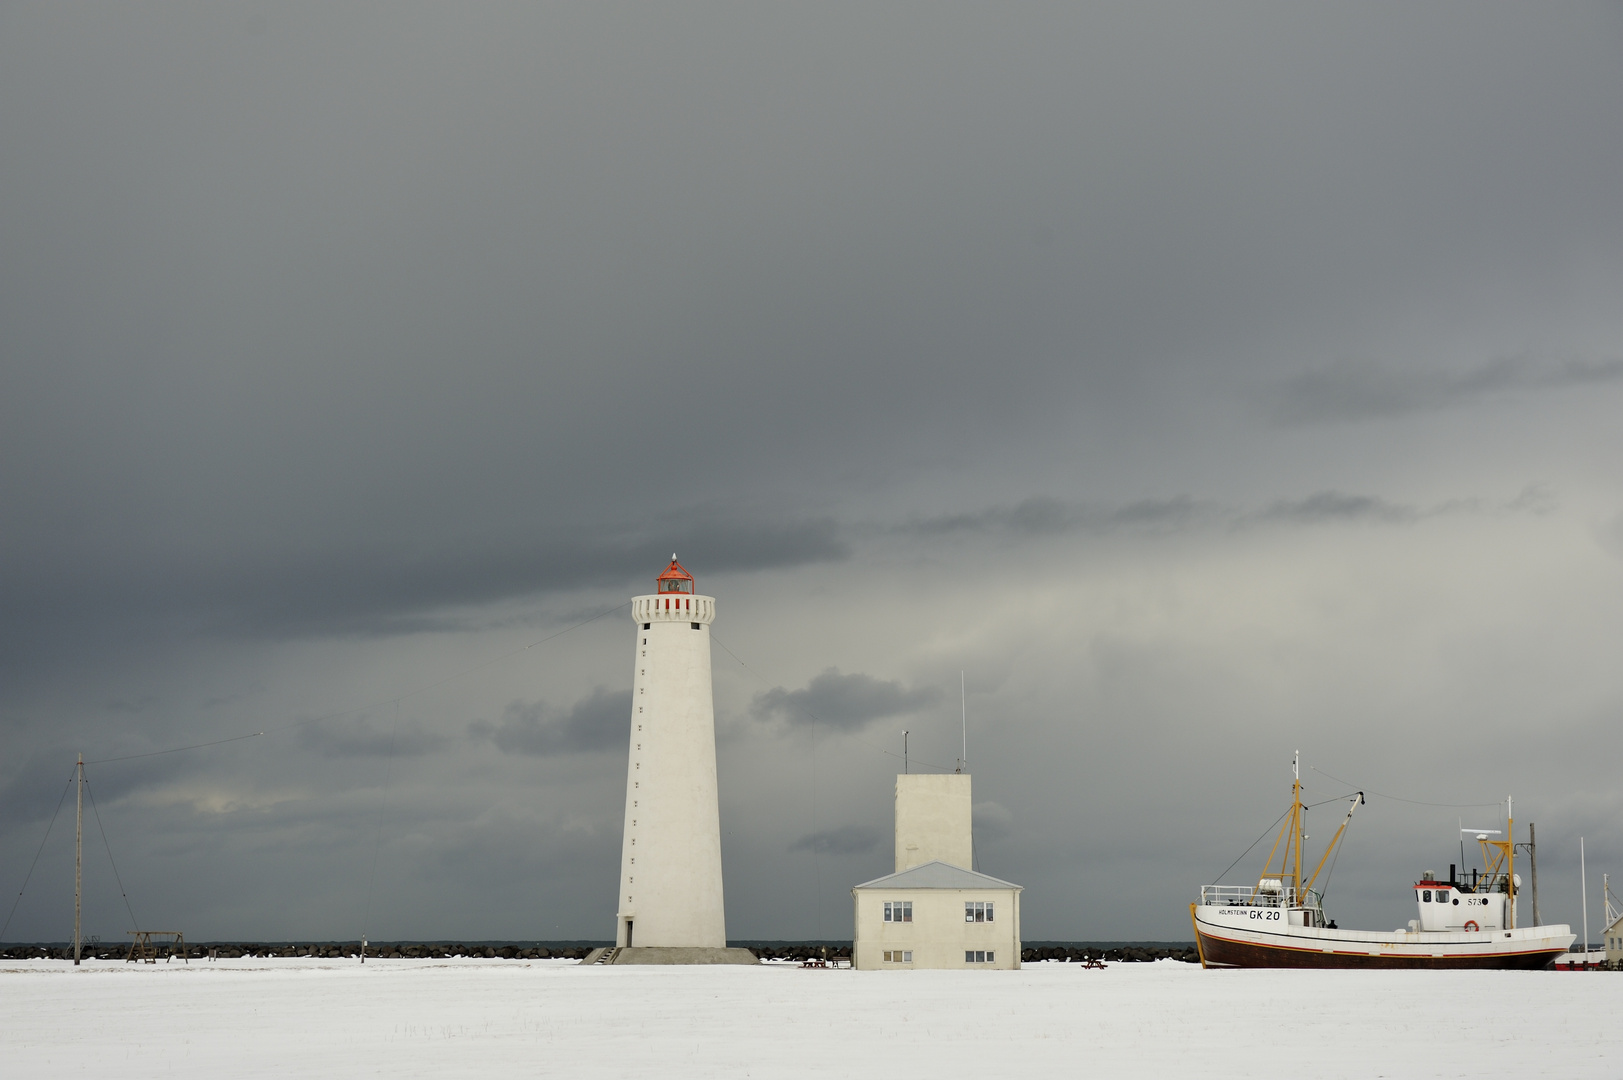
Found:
<box><xmin>1304</xmin><ymin>791</ymin><xmax>1364</xmax><ymax>895</ymax></box>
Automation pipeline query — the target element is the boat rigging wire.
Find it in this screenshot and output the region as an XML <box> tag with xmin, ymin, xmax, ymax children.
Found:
<box><xmin>1311</xmin><ymin>766</ymin><xmax>1499</xmax><ymax>808</ymax></box>
<box><xmin>86</xmin><ymin>732</ymin><xmax>264</xmax><ymax>765</ymax></box>
<box><xmin>1209</xmin><ymin>807</ymin><xmax>1291</xmax><ymax>886</ymax></box>
<box><xmin>0</xmin><ymin>768</ymin><xmax>77</xmax><ymax>942</ymax></box>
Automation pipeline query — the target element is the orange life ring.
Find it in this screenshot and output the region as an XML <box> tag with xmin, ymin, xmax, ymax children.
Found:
<box><xmin>1463</xmin><ymin>920</ymin><xmax>1480</xmax><ymax>932</ymax></box>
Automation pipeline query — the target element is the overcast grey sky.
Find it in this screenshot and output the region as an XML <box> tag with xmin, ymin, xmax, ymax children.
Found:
<box><xmin>3</xmin><ymin>3</ymin><xmax>1621</xmax><ymax>944</ymax></box>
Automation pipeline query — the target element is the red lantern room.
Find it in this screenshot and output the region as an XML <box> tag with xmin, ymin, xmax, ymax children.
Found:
<box><xmin>656</xmin><ymin>556</ymin><xmax>694</xmax><ymax>595</ymax></box>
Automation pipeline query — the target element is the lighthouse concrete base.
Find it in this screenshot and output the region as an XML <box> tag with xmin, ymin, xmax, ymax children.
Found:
<box><xmin>581</xmin><ymin>946</ymin><xmax>759</xmax><ymax>966</ymax></box>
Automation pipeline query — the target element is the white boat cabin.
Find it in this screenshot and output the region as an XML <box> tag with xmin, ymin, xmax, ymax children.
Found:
<box><xmin>1411</xmin><ymin>872</ymin><xmax>1510</xmax><ymax>932</ymax></box>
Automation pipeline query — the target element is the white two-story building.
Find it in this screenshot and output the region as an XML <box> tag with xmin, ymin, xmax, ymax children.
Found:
<box><xmin>851</xmin><ymin>773</ymin><xmax>1023</xmax><ymax>970</ymax></box>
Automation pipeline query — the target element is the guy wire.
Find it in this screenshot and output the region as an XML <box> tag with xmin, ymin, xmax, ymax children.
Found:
<box><xmin>0</xmin><ymin>767</ymin><xmax>78</xmax><ymax>942</ymax></box>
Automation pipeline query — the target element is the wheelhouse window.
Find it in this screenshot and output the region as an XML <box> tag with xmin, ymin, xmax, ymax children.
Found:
<box><xmin>965</xmin><ymin>901</ymin><xmax>994</xmax><ymax>923</ymax></box>
<box><xmin>884</xmin><ymin>901</ymin><xmax>912</xmax><ymax>923</ymax></box>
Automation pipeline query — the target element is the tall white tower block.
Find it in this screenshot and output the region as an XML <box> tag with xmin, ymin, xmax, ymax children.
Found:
<box><xmin>894</xmin><ymin>774</ymin><xmax>973</xmax><ymax>872</ymax></box>
<box><xmin>600</xmin><ymin>559</ymin><xmax>753</xmax><ymax>964</ymax></box>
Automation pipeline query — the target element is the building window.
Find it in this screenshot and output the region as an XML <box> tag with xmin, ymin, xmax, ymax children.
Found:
<box><xmin>882</xmin><ymin>950</ymin><xmax>912</xmax><ymax>963</ymax></box>
<box><xmin>884</xmin><ymin>901</ymin><xmax>913</xmax><ymax>922</ymax></box>
<box><xmin>691</xmin><ymin>622</ymin><xmax>701</xmax><ymax>630</ymax></box>
<box><xmin>965</xmin><ymin>951</ymin><xmax>994</xmax><ymax>964</ymax></box>
<box><xmin>643</xmin><ymin>623</ymin><xmax>651</xmax><ymax>630</ymax></box>
<box><xmin>965</xmin><ymin>901</ymin><xmax>994</xmax><ymax>923</ymax></box>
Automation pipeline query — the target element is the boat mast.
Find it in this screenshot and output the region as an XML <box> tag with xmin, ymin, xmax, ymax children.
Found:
<box><xmin>1292</xmin><ymin>750</ymin><xmax>1303</xmax><ymax>902</ymax></box>
<box><xmin>1506</xmin><ymin>796</ymin><xmax>1515</xmax><ymax>930</ymax></box>
<box><xmin>1529</xmin><ymin>822</ymin><xmax>1540</xmax><ymax>925</ymax></box>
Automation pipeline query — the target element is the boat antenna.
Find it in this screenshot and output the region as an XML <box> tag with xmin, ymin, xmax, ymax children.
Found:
<box><xmin>958</xmin><ymin>671</ymin><xmax>966</xmax><ymax>774</ymax></box>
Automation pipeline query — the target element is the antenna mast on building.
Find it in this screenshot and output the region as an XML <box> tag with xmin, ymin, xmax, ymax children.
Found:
<box><xmin>958</xmin><ymin>671</ymin><xmax>966</xmax><ymax>774</ymax></box>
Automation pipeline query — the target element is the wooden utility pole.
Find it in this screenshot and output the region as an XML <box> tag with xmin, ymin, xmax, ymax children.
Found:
<box><xmin>74</xmin><ymin>755</ymin><xmax>83</xmax><ymax>966</ymax></box>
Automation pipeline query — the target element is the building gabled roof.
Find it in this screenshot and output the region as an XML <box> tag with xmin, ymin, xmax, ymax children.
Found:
<box><xmin>852</xmin><ymin>860</ymin><xmax>1022</xmax><ymax>892</ymax></box>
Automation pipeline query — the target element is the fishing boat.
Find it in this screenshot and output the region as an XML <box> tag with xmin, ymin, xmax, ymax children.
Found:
<box><xmin>1189</xmin><ymin>755</ymin><xmax>1574</xmax><ymax>969</ymax></box>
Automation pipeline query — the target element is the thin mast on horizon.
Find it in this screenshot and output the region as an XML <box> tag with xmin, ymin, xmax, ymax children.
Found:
<box><xmin>74</xmin><ymin>754</ymin><xmax>83</xmax><ymax>966</ymax></box>
<box><xmin>947</xmin><ymin>669</ymin><xmax>960</xmax><ymax>769</ymax></box>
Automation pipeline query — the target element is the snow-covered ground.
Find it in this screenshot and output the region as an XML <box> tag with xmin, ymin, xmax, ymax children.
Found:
<box><xmin>3</xmin><ymin>956</ymin><xmax>1619</xmax><ymax>1078</ymax></box>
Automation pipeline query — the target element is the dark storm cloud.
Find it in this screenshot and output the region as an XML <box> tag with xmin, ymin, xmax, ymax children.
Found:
<box><xmin>790</xmin><ymin>825</ymin><xmax>881</xmax><ymax>856</ymax></box>
<box><xmin>469</xmin><ymin>687</ymin><xmax>629</xmax><ymax>756</ymax></box>
<box><xmin>901</xmin><ymin>496</ymin><xmax>1216</xmax><ymax>537</ymax></box>
<box><xmin>1250</xmin><ymin>492</ymin><xmax>1421</xmax><ymax>526</ymax></box>
<box><xmin>295</xmin><ymin>717</ymin><xmax>451</xmax><ymax>759</ymax></box>
<box><xmin>898</xmin><ymin>488</ymin><xmax>1549</xmax><ymax>538</ymax></box>
<box><xmin>1270</xmin><ymin>357</ymin><xmax>1623</xmax><ymax>425</ymax></box>
<box><xmin>751</xmin><ymin>669</ymin><xmax>940</xmax><ymax>732</ymax></box>
<box><xmin>1242</xmin><ymin>485</ymin><xmax>1557</xmax><ymax>528</ymax></box>
<box><xmin>2</xmin><ymin>515</ymin><xmax>847</xmax><ymax>643</ymax></box>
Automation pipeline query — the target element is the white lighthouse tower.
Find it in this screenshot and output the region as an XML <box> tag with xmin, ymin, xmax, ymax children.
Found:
<box><xmin>596</xmin><ymin>558</ymin><xmax>755</xmax><ymax>965</ymax></box>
